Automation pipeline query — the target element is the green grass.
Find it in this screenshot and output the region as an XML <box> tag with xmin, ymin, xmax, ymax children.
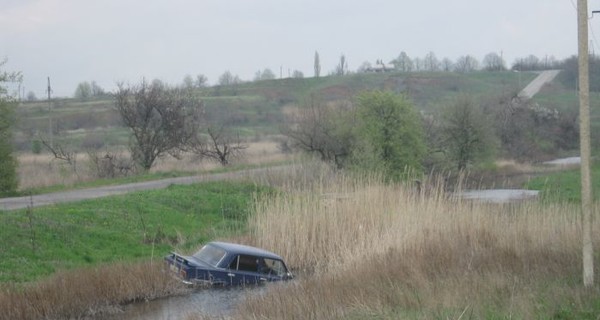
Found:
<box><xmin>0</xmin><ymin>181</ymin><xmax>273</xmax><ymax>283</ymax></box>
<box><xmin>525</xmin><ymin>162</ymin><xmax>600</xmax><ymax>203</ymax></box>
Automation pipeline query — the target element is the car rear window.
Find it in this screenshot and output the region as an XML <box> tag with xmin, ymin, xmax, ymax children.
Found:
<box><xmin>193</xmin><ymin>244</ymin><xmax>226</xmax><ymax>266</ymax></box>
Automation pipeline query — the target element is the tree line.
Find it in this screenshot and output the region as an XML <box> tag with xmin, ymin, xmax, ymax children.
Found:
<box><xmin>282</xmin><ymin>88</ymin><xmax>578</xmax><ymax>179</ymax></box>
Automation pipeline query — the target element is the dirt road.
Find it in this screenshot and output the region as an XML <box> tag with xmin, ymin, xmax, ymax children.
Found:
<box><xmin>518</xmin><ymin>70</ymin><xmax>561</xmax><ymax>99</ymax></box>
<box><xmin>0</xmin><ymin>166</ymin><xmax>287</xmax><ymax>211</ymax></box>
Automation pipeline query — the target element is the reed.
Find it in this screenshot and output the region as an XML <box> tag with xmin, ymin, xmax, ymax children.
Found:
<box><xmin>0</xmin><ymin>261</ymin><xmax>187</xmax><ymax>320</ymax></box>
<box><xmin>237</xmin><ymin>172</ymin><xmax>597</xmax><ymax>319</ymax></box>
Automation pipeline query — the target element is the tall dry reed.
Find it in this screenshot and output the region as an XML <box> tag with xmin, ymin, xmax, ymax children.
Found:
<box><xmin>0</xmin><ymin>261</ymin><xmax>187</xmax><ymax>320</ymax></box>
<box><xmin>238</xmin><ymin>172</ymin><xmax>596</xmax><ymax>319</ymax></box>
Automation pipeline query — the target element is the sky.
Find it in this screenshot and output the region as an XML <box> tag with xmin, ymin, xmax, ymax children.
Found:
<box><xmin>0</xmin><ymin>0</ymin><xmax>592</xmax><ymax>97</ymax></box>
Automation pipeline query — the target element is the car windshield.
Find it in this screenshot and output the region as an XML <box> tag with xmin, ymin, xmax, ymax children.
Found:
<box><xmin>192</xmin><ymin>244</ymin><xmax>226</xmax><ymax>266</ymax></box>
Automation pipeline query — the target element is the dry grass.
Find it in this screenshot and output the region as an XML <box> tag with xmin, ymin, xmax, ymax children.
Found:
<box><xmin>17</xmin><ymin>140</ymin><xmax>292</xmax><ymax>190</ymax></box>
<box><xmin>0</xmin><ymin>261</ymin><xmax>187</xmax><ymax>320</ymax></box>
<box><xmin>231</xmin><ymin>172</ymin><xmax>598</xmax><ymax>319</ymax></box>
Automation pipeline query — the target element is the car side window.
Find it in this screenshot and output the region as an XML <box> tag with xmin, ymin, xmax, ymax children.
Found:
<box><xmin>228</xmin><ymin>255</ymin><xmax>259</xmax><ymax>272</ymax></box>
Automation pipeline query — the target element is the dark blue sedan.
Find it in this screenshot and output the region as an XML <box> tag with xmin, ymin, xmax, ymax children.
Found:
<box><xmin>165</xmin><ymin>241</ymin><xmax>293</xmax><ymax>286</ymax></box>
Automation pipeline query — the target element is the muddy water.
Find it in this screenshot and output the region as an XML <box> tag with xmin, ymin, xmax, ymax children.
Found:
<box><xmin>108</xmin><ymin>287</ymin><xmax>262</xmax><ymax>320</ymax></box>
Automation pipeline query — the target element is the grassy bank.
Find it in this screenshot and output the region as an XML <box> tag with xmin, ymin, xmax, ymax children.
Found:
<box><xmin>227</xmin><ymin>174</ymin><xmax>600</xmax><ymax>319</ymax></box>
<box><xmin>0</xmin><ymin>181</ymin><xmax>271</xmax><ymax>283</ymax></box>
<box><xmin>526</xmin><ymin>161</ymin><xmax>600</xmax><ymax>203</ymax></box>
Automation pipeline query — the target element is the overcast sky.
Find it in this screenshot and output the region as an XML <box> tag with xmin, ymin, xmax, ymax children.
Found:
<box><xmin>0</xmin><ymin>0</ymin><xmax>592</xmax><ymax>97</ymax></box>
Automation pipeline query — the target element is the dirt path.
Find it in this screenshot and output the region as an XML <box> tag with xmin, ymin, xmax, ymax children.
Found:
<box><xmin>518</xmin><ymin>70</ymin><xmax>561</xmax><ymax>99</ymax></box>
<box><xmin>0</xmin><ymin>166</ymin><xmax>287</xmax><ymax>211</ymax></box>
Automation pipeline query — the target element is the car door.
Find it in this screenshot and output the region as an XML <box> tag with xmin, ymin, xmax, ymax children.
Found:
<box><xmin>227</xmin><ymin>254</ymin><xmax>264</xmax><ymax>285</ymax></box>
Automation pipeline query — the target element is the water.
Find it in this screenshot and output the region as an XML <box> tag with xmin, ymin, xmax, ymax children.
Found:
<box><xmin>543</xmin><ymin>156</ymin><xmax>580</xmax><ymax>166</ymax></box>
<box><xmin>454</xmin><ymin>156</ymin><xmax>580</xmax><ymax>203</ymax></box>
<box><xmin>455</xmin><ymin>189</ymin><xmax>539</xmax><ymax>203</ymax></box>
<box><xmin>107</xmin><ymin>287</ymin><xmax>258</xmax><ymax>320</ymax></box>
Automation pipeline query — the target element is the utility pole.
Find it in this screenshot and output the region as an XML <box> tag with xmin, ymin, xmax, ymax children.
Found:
<box><xmin>578</xmin><ymin>0</ymin><xmax>594</xmax><ymax>288</ymax></box>
<box><xmin>46</xmin><ymin>77</ymin><xmax>53</xmax><ymax>148</ymax></box>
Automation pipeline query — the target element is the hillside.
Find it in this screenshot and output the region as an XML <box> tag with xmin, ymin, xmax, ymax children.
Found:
<box><xmin>14</xmin><ymin>71</ymin><xmax>537</xmax><ymax>152</ymax></box>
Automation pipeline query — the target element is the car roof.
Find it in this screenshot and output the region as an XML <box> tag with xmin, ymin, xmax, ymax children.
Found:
<box><xmin>208</xmin><ymin>241</ymin><xmax>283</xmax><ymax>260</ymax></box>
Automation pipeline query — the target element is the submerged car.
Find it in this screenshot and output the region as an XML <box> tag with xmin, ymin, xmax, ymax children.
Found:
<box><xmin>165</xmin><ymin>241</ymin><xmax>293</xmax><ymax>286</ymax></box>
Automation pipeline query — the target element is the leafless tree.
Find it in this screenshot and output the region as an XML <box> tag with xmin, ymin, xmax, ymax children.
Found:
<box><xmin>441</xmin><ymin>58</ymin><xmax>454</xmax><ymax>72</ymax></box>
<box><xmin>114</xmin><ymin>80</ymin><xmax>203</xmax><ymax>170</ymax></box>
<box><xmin>392</xmin><ymin>52</ymin><xmax>413</xmax><ymax>72</ymax></box>
<box><xmin>423</xmin><ymin>51</ymin><xmax>440</xmax><ymax>72</ymax></box>
<box><xmin>482</xmin><ymin>52</ymin><xmax>506</xmax><ymax>71</ymax></box>
<box><xmin>455</xmin><ymin>55</ymin><xmax>480</xmax><ymax>73</ymax></box>
<box><xmin>196</xmin><ymin>74</ymin><xmax>208</xmax><ymax>88</ymax></box>
<box><xmin>191</xmin><ymin>125</ymin><xmax>247</xmax><ymax>166</ymax></box>
<box><xmin>40</xmin><ymin>137</ymin><xmax>78</xmax><ymax>172</ymax></box>
<box><xmin>87</xmin><ymin>149</ymin><xmax>136</xmax><ymax>178</ymax></box>
<box><xmin>281</xmin><ymin>96</ymin><xmax>354</xmax><ymax>168</ymax></box>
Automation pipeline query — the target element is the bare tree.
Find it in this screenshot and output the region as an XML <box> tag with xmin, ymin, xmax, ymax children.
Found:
<box><xmin>40</xmin><ymin>137</ymin><xmax>78</xmax><ymax>172</ymax></box>
<box><xmin>292</xmin><ymin>70</ymin><xmax>304</xmax><ymax>78</ymax></box>
<box><xmin>423</xmin><ymin>51</ymin><xmax>440</xmax><ymax>72</ymax></box>
<box><xmin>192</xmin><ymin>125</ymin><xmax>247</xmax><ymax>166</ymax></box>
<box><xmin>482</xmin><ymin>52</ymin><xmax>506</xmax><ymax>71</ymax></box>
<box><xmin>392</xmin><ymin>52</ymin><xmax>413</xmax><ymax>72</ymax></box>
<box><xmin>114</xmin><ymin>80</ymin><xmax>203</xmax><ymax>171</ymax></box>
<box><xmin>281</xmin><ymin>96</ymin><xmax>354</xmax><ymax>168</ymax></box>
<box><xmin>441</xmin><ymin>58</ymin><xmax>454</xmax><ymax>72</ymax></box>
<box><xmin>182</xmin><ymin>74</ymin><xmax>195</xmax><ymax>89</ymax></box>
<box><xmin>455</xmin><ymin>55</ymin><xmax>480</xmax><ymax>73</ymax></box>
<box><xmin>87</xmin><ymin>149</ymin><xmax>136</xmax><ymax>178</ymax></box>
<box><xmin>195</xmin><ymin>74</ymin><xmax>208</xmax><ymax>88</ymax></box>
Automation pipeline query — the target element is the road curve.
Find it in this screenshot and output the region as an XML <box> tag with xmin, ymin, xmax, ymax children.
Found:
<box><xmin>0</xmin><ymin>166</ymin><xmax>288</xmax><ymax>211</ymax></box>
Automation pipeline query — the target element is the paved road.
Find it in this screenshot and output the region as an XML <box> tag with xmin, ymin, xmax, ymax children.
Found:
<box><xmin>518</xmin><ymin>70</ymin><xmax>561</xmax><ymax>99</ymax></box>
<box><xmin>0</xmin><ymin>166</ymin><xmax>287</xmax><ymax>211</ymax></box>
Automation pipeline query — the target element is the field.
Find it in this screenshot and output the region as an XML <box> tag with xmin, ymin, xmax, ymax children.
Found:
<box><xmin>3</xmin><ymin>71</ymin><xmax>600</xmax><ymax>319</ymax></box>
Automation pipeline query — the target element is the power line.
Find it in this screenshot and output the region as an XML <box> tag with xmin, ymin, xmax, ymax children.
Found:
<box><xmin>570</xmin><ymin>0</ymin><xmax>600</xmax><ymax>56</ymax></box>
